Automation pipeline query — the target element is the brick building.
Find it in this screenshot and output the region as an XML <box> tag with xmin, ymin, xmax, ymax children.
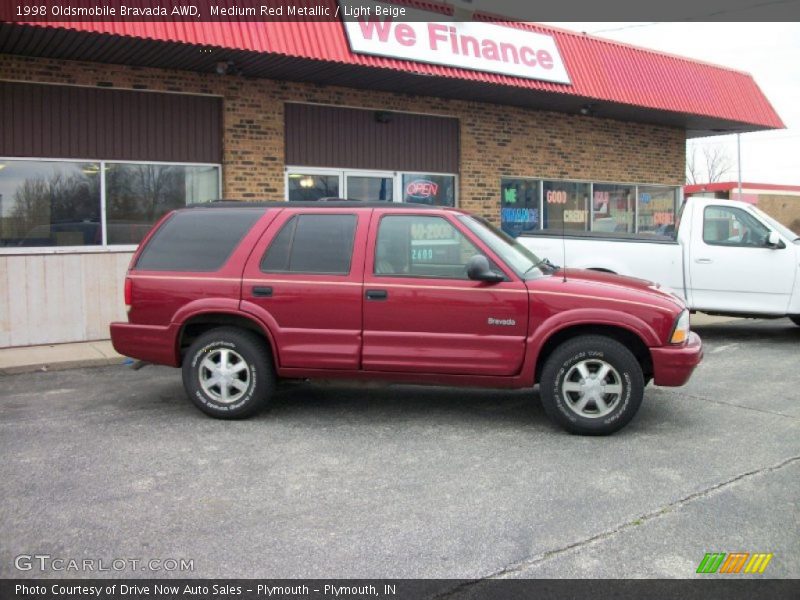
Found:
<box><xmin>685</xmin><ymin>182</ymin><xmax>800</xmax><ymax>235</ymax></box>
<box><xmin>0</xmin><ymin>7</ymin><xmax>784</xmax><ymax>347</ymax></box>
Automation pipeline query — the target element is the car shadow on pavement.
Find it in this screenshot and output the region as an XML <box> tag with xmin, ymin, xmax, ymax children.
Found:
<box><xmin>264</xmin><ymin>380</ymin><xmax>549</xmax><ymax>427</ymax></box>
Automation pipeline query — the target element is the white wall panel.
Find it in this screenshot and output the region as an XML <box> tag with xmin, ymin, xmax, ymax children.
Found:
<box><xmin>0</xmin><ymin>252</ymin><xmax>133</xmax><ymax>347</ymax></box>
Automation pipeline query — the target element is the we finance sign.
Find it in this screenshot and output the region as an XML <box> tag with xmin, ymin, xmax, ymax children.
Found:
<box><xmin>340</xmin><ymin>1</ymin><xmax>571</xmax><ymax>85</ymax></box>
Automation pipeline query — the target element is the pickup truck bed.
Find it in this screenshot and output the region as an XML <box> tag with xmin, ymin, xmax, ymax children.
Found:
<box><xmin>518</xmin><ymin>197</ymin><xmax>800</xmax><ymax>319</ymax></box>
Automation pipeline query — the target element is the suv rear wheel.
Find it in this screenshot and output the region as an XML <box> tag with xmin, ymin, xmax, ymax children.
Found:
<box><xmin>182</xmin><ymin>327</ymin><xmax>274</xmax><ymax>419</ymax></box>
<box><xmin>539</xmin><ymin>335</ymin><xmax>644</xmax><ymax>435</ymax></box>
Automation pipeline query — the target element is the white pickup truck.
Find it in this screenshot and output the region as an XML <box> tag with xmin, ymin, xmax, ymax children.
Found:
<box><xmin>518</xmin><ymin>197</ymin><xmax>800</xmax><ymax>324</ymax></box>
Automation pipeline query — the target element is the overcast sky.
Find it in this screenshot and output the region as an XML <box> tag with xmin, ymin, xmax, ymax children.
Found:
<box><xmin>541</xmin><ymin>22</ymin><xmax>800</xmax><ymax>186</ymax></box>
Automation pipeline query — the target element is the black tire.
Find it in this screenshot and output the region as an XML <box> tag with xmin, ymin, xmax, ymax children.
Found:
<box><xmin>539</xmin><ymin>335</ymin><xmax>644</xmax><ymax>435</ymax></box>
<box><xmin>182</xmin><ymin>327</ymin><xmax>275</xmax><ymax>419</ymax></box>
<box><xmin>790</xmin><ymin>316</ymin><xmax>800</xmax><ymax>327</ymax></box>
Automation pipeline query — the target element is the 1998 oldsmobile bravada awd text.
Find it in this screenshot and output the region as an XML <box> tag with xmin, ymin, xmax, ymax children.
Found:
<box><xmin>111</xmin><ymin>202</ymin><xmax>703</xmax><ymax>435</ymax></box>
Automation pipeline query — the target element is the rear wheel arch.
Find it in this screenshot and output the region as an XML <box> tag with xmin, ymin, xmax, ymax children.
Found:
<box><xmin>534</xmin><ymin>324</ymin><xmax>653</xmax><ymax>385</ymax></box>
<box><xmin>177</xmin><ymin>312</ymin><xmax>278</xmax><ymax>367</ymax></box>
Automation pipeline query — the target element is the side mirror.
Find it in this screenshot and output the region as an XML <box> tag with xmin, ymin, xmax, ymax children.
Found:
<box><xmin>467</xmin><ymin>255</ymin><xmax>505</xmax><ymax>283</ymax></box>
<box><xmin>765</xmin><ymin>231</ymin><xmax>783</xmax><ymax>249</ymax></box>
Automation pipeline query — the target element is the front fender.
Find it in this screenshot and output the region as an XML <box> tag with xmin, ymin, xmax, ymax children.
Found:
<box><xmin>521</xmin><ymin>308</ymin><xmax>661</xmax><ymax>385</ymax></box>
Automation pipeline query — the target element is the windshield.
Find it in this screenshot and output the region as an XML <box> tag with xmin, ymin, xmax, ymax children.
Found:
<box><xmin>748</xmin><ymin>205</ymin><xmax>800</xmax><ymax>242</ymax></box>
<box><xmin>458</xmin><ymin>215</ymin><xmax>543</xmax><ymax>277</ymax></box>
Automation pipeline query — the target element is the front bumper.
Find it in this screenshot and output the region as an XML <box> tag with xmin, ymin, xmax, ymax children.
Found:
<box><xmin>110</xmin><ymin>322</ymin><xmax>181</xmax><ymax>367</ymax></box>
<box><xmin>650</xmin><ymin>331</ymin><xmax>703</xmax><ymax>386</ymax></box>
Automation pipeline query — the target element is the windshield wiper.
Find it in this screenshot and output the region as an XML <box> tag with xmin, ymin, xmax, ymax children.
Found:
<box><xmin>528</xmin><ymin>257</ymin><xmax>558</xmax><ymax>274</ymax></box>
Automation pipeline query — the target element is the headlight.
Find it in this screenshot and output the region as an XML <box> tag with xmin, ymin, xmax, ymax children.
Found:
<box><xmin>670</xmin><ymin>310</ymin><xmax>690</xmax><ymax>344</ymax></box>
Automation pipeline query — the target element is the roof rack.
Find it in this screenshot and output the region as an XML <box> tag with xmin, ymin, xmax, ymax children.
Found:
<box><xmin>191</xmin><ymin>200</ymin><xmax>441</xmax><ymax>209</ymax></box>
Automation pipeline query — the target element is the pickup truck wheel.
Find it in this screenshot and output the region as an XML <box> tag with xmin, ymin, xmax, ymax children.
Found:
<box><xmin>540</xmin><ymin>335</ymin><xmax>644</xmax><ymax>435</ymax></box>
<box><xmin>182</xmin><ymin>327</ymin><xmax>274</xmax><ymax>419</ymax></box>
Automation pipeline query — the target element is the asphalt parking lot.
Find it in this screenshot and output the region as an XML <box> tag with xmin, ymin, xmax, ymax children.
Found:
<box><xmin>1</xmin><ymin>318</ymin><xmax>798</xmax><ymax>580</ymax></box>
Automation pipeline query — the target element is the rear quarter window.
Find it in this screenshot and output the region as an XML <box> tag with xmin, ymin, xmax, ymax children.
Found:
<box><xmin>135</xmin><ymin>209</ymin><xmax>262</xmax><ymax>272</ymax></box>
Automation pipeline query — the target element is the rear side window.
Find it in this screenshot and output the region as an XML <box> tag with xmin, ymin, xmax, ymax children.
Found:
<box><xmin>135</xmin><ymin>209</ymin><xmax>262</xmax><ymax>272</ymax></box>
<box><xmin>261</xmin><ymin>214</ymin><xmax>357</xmax><ymax>274</ymax></box>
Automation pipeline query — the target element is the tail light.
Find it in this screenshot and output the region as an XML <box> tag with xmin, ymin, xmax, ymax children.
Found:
<box><xmin>124</xmin><ymin>277</ymin><xmax>132</xmax><ymax>307</ymax></box>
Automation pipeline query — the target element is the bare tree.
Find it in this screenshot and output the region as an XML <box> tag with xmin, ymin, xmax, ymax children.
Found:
<box><xmin>686</xmin><ymin>146</ymin><xmax>702</xmax><ymax>185</ymax></box>
<box><xmin>704</xmin><ymin>146</ymin><xmax>733</xmax><ymax>183</ymax></box>
<box><xmin>686</xmin><ymin>144</ymin><xmax>734</xmax><ymax>184</ymax></box>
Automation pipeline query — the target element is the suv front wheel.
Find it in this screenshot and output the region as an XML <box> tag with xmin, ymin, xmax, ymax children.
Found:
<box><xmin>182</xmin><ymin>327</ymin><xmax>275</xmax><ymax>419</ymax></box>
<box><xmin>539</xmin><ymin>335</ymin><xmax>644</xmax><ymax>435</ymax></box>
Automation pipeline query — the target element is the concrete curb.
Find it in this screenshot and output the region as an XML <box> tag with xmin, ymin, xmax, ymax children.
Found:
<box><xmin>0</xmin><ymin>356</ymin><xmax>127</xmax><ymax>376</ymax></box>
<box><xmin>0</xmin><ymin>340</ymin><xmax>127</xmax><ymax>376</ymax></box>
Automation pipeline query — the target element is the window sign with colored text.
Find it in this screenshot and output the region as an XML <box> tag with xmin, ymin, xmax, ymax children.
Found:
<box><xmin>501</xmin><ymin>178</ymin><xmax>540</xmax><ymax>237</ymax></box>
<box><xmin>402</xmin><ymin>174</ymin><xmax>455</xmax><ymax>206</ymax></box>
<box><xmin>543</xmin><ymin>181</ymin><xmax>590</xmax><ymax>232</ymax></box>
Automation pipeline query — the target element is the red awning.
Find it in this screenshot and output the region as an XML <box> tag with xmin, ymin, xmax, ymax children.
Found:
<box><xmin>5</xmin><ymin>8</ymin><xmax>784</xmax><ymax>132</ymax></box>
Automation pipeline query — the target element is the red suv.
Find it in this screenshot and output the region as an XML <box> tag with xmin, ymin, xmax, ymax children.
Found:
<box><xmin>111</xmin><ymin>202</ymin><xmax>702</xmax><ymax>435</ymax></box>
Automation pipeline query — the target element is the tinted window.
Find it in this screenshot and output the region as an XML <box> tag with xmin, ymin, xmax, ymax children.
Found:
<box><xmin>261</xmin><ymin>214</ymin><xmax>357</xmax><ymax>274</ymax></box>
<box><xmin>135</xmin><ymin>209</ymin><xmax>261</xmax><ymax>271</ymax></box>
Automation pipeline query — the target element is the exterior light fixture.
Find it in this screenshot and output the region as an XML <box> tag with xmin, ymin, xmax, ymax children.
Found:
<box><xmin>216</xmin><ymin>60</ymin><xmax>234</xmax><ymax>75</ymax></box>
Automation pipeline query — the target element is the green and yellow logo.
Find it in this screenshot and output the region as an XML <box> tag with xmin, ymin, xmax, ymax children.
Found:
<box><xmin>696</xmin><ymin>552</ymin><xmax>773</xmax><ymax>574</ymax></box>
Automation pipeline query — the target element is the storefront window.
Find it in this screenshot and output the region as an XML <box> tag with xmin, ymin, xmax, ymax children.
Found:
<box><xmin>542</xmin><ymin>181</ymin><xmax>590</xmax><ymax>232</ymax></box>
<box><xmin>638</xmin><ymin>185</ymin><xmax>679</xmax><ymax>235</ymax></box>
<box><xmin>592</xmin><ymin>183</ymin><xmax>635</xmax><ymax>233</ymax></box>
<box><xmin>347</xmin><ymin>174</ymin><xmax>393</xmax><ymax>201</ymax></box>
<box><xmin>287</xmin><ymin>173</ymin><xmax>340</xmax><ymax>202</ymax></box>
<box><xmin>0</xmin><ymin>160</ymin><xmax>101</xmax><ymax>247</ymax></box>
<box><xmin>0</xmin><ymin>159</ymin><xmax>220</xmax><ymax>250</ymax></box>
<box><xmin>401</xmin><ymin>174</ymin><xmax>456</xmax><ymax>206</ymax></box>
<box><xmin>500</xmin><ymin>178</ymin><xmax>540</xmax><ymax>237</ymax></box>
<box><xmin>105</xmin><ymin>163</ymin><xmax>219</xmax><ymax>245</ymax></box>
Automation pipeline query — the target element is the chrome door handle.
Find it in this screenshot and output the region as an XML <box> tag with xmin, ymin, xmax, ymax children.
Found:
<box><xmin>695</xmin><ymin>258</ymin><xmax>713</xmax><ymax>264</ymax></box>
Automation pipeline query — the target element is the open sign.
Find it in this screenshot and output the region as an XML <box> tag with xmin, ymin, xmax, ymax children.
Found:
<box><xmin>406</xmin><ymin>180</ymin><xmax>439</xmax><ymax>200</ymax></box>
